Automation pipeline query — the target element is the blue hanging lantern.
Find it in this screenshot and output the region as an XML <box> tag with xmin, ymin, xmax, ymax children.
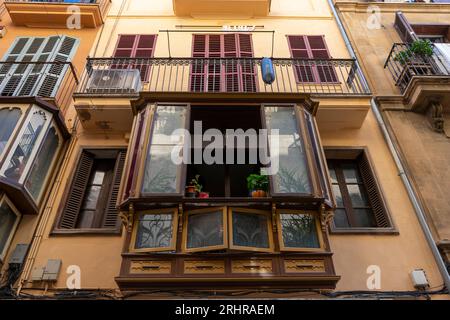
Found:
<box><xmin>261</xmin><ymin>57</ymin><xmax>275</xmax><ymax>85</ymax></box>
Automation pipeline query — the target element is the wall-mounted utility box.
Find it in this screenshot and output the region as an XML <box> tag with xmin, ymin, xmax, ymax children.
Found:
<box><xmin>411</xmin><ymin>269</ymin><xmax>429</xmax><ymax>289</ymax></box>
<box><xmin>42</xmin><ymin>259</ymin><xmax>62</xmax><ymax>281</ymax></box>
<box><xmin>9</xmin><ymin>244</ymin><xmax>29</xmax><ymax>265</ymax></box>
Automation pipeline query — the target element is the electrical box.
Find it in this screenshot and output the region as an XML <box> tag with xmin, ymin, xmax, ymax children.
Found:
<box><xmin>42</xmin><ymin>259</ymin><xmax>62</xmax><ymax>281</ymax></box>
<box><xmin>410</xmin><ymin>269</ymin><xmax>429</xmax><ymax>289</ymax></box>
<box><xmin>31</xmin><ymin>267</ymin><xmax>45</xmax><ymax>282</ymax></box>
<box><xmin>8</xmin><ymin>244</ymin><xmax>29</xmax><ymax>265</ymax></box>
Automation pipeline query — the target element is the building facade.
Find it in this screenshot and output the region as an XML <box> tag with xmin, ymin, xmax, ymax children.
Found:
<box><xmin>0</xmin><ymin>0</ymin><xmax>448</xmax><ymax>299</ymax></box>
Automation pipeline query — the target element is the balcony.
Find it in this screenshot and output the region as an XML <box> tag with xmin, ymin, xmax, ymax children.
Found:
<box><xmin>4</xmin><ymin>0</ymin><xmax>110</xmax><ymax>28</ymax></box>
<box><xmin>384</xmin><ymin>42</ymin><xmax>450</xmax><ymax>111</ymax></box>
<box><xmin>0</xmin><ymin>60</ymin><xmax>79</xmax><ymax>113</ymax></box>
<box><xmin>173</xmin><ymin>0</ymin><xmax>271</xmax><ymax>18</ymax></box>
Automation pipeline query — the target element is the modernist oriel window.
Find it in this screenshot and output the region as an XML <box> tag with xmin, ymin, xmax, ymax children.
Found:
<box><xmin>56</xmin><ymin>149</ymin><xmax>126</xmax><ymax>232</ymax></box>
<box><xmin>0</xmin><ymin>196</ymin><xmax>21</xmax><ymax>262</ymax></box>
<box><xmin>287</xmin><ymin>35</ymin><xmax>338</xmax><ymax>83</ymax></box>
<box><xmin>130</xmin><ymin>208</ymin><xmax>178</xmax><ymax>252</ymax></box>
<box><xmin>0</xmin><ymin>107</ymin><xmax>23</xmax><ymax>157</ymax></box>
<box><xmin>277</xmin><ymin>210</ymin><xmax>323</xmax><ymax>251</ymax></box>
<box><xmin>0</xmin><ymin>36</ymin><xmax>78</xmax><ymax>97</ymax></box>
<box><xmin>326</xmin><ymin>149</ymin><xmax>393</xmax><ymax>231</ymax></box>
<box><xmin>190</xmin><ymin>34</ymin><xmax>257</xmax><ymax>92</ymax></box>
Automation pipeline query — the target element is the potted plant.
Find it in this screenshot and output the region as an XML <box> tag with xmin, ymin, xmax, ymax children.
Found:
<box><xmin>394</xmin><ymin>39</ymin><xmax>434</xmax><ymax>65</ymax></box>
<box><xmin>247</xmin><ymin>174</ymin><xmax>269</xmax><ymax>198</ymax></box>
<box><xmin>185</xmin><ymin>176</ymin><xmax>197</xmax><ymax>198</ymax></box>
<box><xmin>189</xmin><ymin>175</ymin><xmax>209</xmax><ymax>198</ymax></box>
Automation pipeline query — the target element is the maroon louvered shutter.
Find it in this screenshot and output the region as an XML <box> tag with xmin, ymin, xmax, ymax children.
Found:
<box><xmin>237</xmin><ymin>34</ymin><xmax>257</xmax><ymax>92</ymax></box>
<box><xmin>288</xmin><ymin>35</ymin><xmax>315</xmax><ymax>83</ymax></box>
<box><xmin>207</xmin><ymin>35</ymin><xmax>222</xmax><ymax>92</ymax></box>
<box><xmin>59</xmin><ymin>151</ymin><xmax>94</xmax><ymax>229</ymax></box>
<box><xmin>307</xmin><ymin>35</ymin><xmax>338</xmax><ymax>83</ymax></box>
<box><xmin>113</xmin><ymin>35</ymin><xmax>136</xmax><ymax>58</ymax></box>
<box><xmin>394</xmin><ymin>12</ymin><xmax>418</xmax><ymax>43</ymax></box>
<box><xmin>190</xmin><ymin>34</ymin><xmax>207</xmax><ymax>92</ymax></box>
<box><xmin>102</xmin><ymin>151</ymin><xmax>126</xmax><ymax>229</ymax></box>
<box><xmin>224</xmin><ymin>34</ymin><xmax>239</xmax><ymax>92</ymax></box>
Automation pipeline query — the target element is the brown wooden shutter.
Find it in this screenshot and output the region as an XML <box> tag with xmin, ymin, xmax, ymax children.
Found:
<box><xmin>358</xmin><ymin>152</ymin><xmax>391</xmax><ymax>228</ymax></box>
<box><xmin>288</xmin><ymin>35</ymin><xmax>315</xmax><ymax>83</ymax></box>
<box><xmin>307</xmin><ymin>35</ymin><xmax>338</xmax><ymax>83</ymax></box>
<box><xmin>59</xmin><ymin>151</ymin><xmax>94</xmax><ymax>229</ymax></box>
<box><xmin>237</xmin><ymin>33</ymin><xmax>257</xmax><ymax>92</ymax></box>
<box><xmin>102</xmin><ymin>151</ymin><xmax>126</xmax><ymax>229</ymax></box>
<box><xmin>394</xmin><ymin>12</ymin><xmax>418</xmax><ymax>43</ymax></box>
<box><xmin>190</xmin><ymin>34</ymin><xmax>207</xmax><ymax>92</ymax></box>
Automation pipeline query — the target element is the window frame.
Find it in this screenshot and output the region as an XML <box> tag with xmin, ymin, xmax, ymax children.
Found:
<box><xmin>182</xmin><ymin>207</ymin><xmax>228</xmax><ymax>253</ymax></box>
<box><xmin>228</xmin><ymin>207</ymin><xmax>274</xmax><ymax>253</ymax></box>
<box><xmin>0</xmin><ymin>106</ymin><xmax>26</xmax><ymax>162</ymax></box>
<box><xmin>0</xmin><ymin>195</ymin><xmax>21</xmax><ymax>263</ymax></box>
<box><xmin>130</xmin><ymin>208</ymin><xmax>178</xmax><ymax>253</ymax></box>
<box><xmin>276</xmin><ymin>209</ymin><xmax>325</xmax><ymax>252</ymax></box>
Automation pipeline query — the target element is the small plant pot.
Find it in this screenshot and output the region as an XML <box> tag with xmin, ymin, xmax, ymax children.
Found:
<box><xmin>251</xmin><ymin>190</ymin><xmax>267</xmax><ymax>198</ymax></box>
<box><xmin>185</xmin><ymin>186</ymin><xmax>196</xmax><ymax>194</ymax></box>
<box><xmin>198</xmin><ymin>192</ymin><xmax>209</xmax><ymax>199</ymax></box>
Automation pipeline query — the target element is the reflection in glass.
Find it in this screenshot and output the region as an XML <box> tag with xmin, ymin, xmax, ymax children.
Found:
<box><xmin>187</xmin><ymin>210</ymin><xmax>223</xmax><ymax>249</ymax></box>
<box><xmin>4</xmin><ymin>111</ymin><xmax>46</xmax><ymax>182</ymax></box>
<box><xmin>264</xmin><ymin>106</ymin><xmax>311</xmax><ymax>194</ymax></box>
<box><xmin>25</xmin><ymin>125</ymin><xmax>60</xmax><ymax>201</ymax></box>
<box><xmin>232</xmin><ymin>212</ymin><xmax>269</xmax><ymax>248</ymax></box>
<box><xmin>142</xmin><ymin>106</ymin><xmax>186</xmax><ymax>194</ymax></box>
<box><xmin>0</xmin><ymin>108</ymin><xmax>21</xmax><ymax>156</ymax></box>
<box><xmin>135</xmin><ymin>213</ymin><xmax>174</xmax><ymax>249</ymax></box>
<box><xmin>280</xmin><ymin>213</ymin><xmax>320</xmax><ymax>248</ymax></box>
<box><xmin>0</xmin><ymin>201</ymin><xmax>18</xmax><ymax>256</ymax></box>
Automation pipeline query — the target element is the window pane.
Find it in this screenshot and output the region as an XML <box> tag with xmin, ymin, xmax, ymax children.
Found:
<box><xmin>0</xmin><ymin>201</ymin><xmax>18</xmax><ymax>257</ymax></box>
<box><xmin>25</xmin><ymin>125</ymin><xmax>60</xmax><ymax>201</ymax></box>
<box><xmin>348</xmin><ymin>184</ymin><xmax>370</xmax><ymax>207</ymax></box>
<box><xmin>3</xmin><ymin>110</ymin><xmax>46</xmax><ymax>182</ymax></box>
<box><xmin>0</xmin><ymin>108</ymin><xmax>21</xmax><ymax>156</ymax></box>
<box><xmin>342</xmin><ymin>162</ymin><xmax>361</xmax><ymax>183</ymax></box>
<box><xmin>82</xmin><ymin>185</ymin><xmax>101</xmax><ymax>210</ymax></box>
<box><xmin>232</xmin><ymin>212</ymin><xmax>269</xmax><ymax>249</ymax></box>
<box><xmin>135</xmin><ymin>213</ymin><xmax>174</xmax><ymax>249</ymax></box>
<box><xmin>353</xmin><ymin>209</ymin><xmax>376</xmax><ymax>228</ymax></box>
<box><xmin>151</xmin><ymin>106</ymin><xmax>186</xmax><ymax>145</ymax></box>
<box><xmin>187</xmin><ymin>210</ymin><xmax>224</xmax><ymax>249</ymax></box>
<box><xmin>333</xmin><ymin>208</ymin><xmax>350</xmax><ymax>228</ymax></box>
<box><xmin>264</xmin><ymin>106</ymin><xmax>311</xmax><ymax>194</ymax></box>
<box><xmin>332</xmin><ymin>184</ymin><xmax>344</xmax><ymax>207</ymax></box>
<box><xmin>280</xmin><ymin>213</ymin><xmax>320</xmax><ymax>248</ymax></box>
<box><xmin>76</xmin><ymin>210</ymin><xmax>95</xmax><ymax>229</ymax></box>
<box><xmin>328</xmin><ymin>166</ymin><xmax>338</xmax><ymax>184</ymax></box>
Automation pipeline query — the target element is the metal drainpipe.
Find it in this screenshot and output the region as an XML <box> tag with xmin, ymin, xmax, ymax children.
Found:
<box><xmin>327</xmin><ymin>0</ymin><xmax>450</xmax><ymax>292</ymax></box>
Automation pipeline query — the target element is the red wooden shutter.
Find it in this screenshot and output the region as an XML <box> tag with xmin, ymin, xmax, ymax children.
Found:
<box><xmin>113</xmin><ymin>35</ymin><xmax>137</xmax><ymax>58</ymax></box>
<box><xmin>288</xmin><ymin>35</ymin><xmax>315</xmax><ymax>83</ymax></box>
<box><xmin>237</xmin><ymin>34</ymin><xmax>257</xmax><ymax>92</ymax></box>
<box><xmin>224</xmin><ymin>34</ymin><xmax>239</xmax><ymax>92</ymax></box>
<box><xmin>190</xmin><ymin>34</ymin><xmax>207</xmax><ymax>92</ymax></box>
<box><xmin>59</xmin><ymin>151</ymin><xmax>94</xmax><ymax>229</ymax></box>
<box><xmin>207</xmin><ymin>34</ymin><xmax>222</xmax><ymax>92</ymax></box>
<box><xmin>307</xmin><ymin>35</ymin><xmax>337</xmax><ymax>83</ymax></box>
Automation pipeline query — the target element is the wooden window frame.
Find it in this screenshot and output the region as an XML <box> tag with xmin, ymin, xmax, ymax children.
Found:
<box><xmin>130</xmin><ymin>208</ymin><xmax>178</xmax><ymax>253</ymax></box>
<box><xmin>0</xmin><ymin>195</ymin><xmax>21</xmax><ymax>263</ymax></box>
<box><xmin>0</xmin><ymin>106</ymin><xmax>27</xmax><ymax>163</ymax></box>
<box><xmin>182</xmin><ymin>207</ymin><xmax>228</xmax><ymax>253</ymax></box>
<box><xmin>276</xmin><ymin>209</ymin><xmax>325</xmax><ymax>252</ymax></box>
<box><xmin>52</xmin><ymin>147</ymin><xmax>126</xmax><ymax>235</ymax></box>
<box><xmin>228</xmin><ymin>207</ymin><xmax>274</xmax><ymax>253</ymax></box>
<box><xmin>325</xmin><ymin>147</ymin><xmax>397</xmax><ymax>235</ymax></box>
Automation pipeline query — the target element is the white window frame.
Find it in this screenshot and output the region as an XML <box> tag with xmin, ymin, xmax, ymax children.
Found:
<box><xmin>0</xmin><ymin>105</ymin><xmax>26</xmax><ymax>162</ymax></box>
<box><xmin>0</xmin><ymin>195</ymin><xmax>21</xmax><ymax>263</ymax></box>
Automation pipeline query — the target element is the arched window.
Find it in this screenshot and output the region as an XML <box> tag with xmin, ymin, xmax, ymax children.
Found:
<box><xmin>0</xmin><ymin>108</ymin><xmax>22</xmax><ymax>156</ymax></box>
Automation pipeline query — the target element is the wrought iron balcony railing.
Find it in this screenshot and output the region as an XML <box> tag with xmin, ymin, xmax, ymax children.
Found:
<box><xmin>75</xmin><ymin>57</ymin><xmax>370</xmax><ymax>96</ymax></box>
<box><xmin>384</xmin><ymin>43</ymin><xmax>450</xmax><ymax>93</ymax></box>
<box><xmin>0</xmin><ymin>61</ymin><xmax>79</xmax><ymax>113</ymax></box>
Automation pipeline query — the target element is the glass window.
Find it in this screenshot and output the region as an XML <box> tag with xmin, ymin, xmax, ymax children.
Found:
<box><xmin>185</xmin><ymin>208</ymin><xmax>227</xmax><ymax>252</ymax></box>
<box><xmin>133</xmin><ymin>209</ymin><xmax>177</xmax><ymax>251</ymax></box>
<box><xmin>0</xmin><ymin>198</ymin><xmax>20</xmax><ymax>261</ymax></box>
<box><xmin>2</xmin><ymin>109</ymin><xmax>47</xmax><ymax>182</ymax></box>
<box><xmin>0</xmin><ymin>108</ymin><xmax>22</xmax><ymax>156</ymax></box>
<box><xmin>25</xmin><ymin>125</ymin><xmax>61</xmax><ymax>201</ymax></box>
<box><xmin>279</xmin><ymin>211</ymin><xmax>321</xmax><ymax>249</ymax></box>
<box><xmin>230</xmin><ymin>209</ymin><xmax>271</xmax><ymax>251</ymax></box>
<box><xmin>142</xmin><ymin>105</ymin><xmax>187</xmax><ymax>194</ymax></box>
<box><xmin>264</xmin><ymin>106</ymin><xmax>311</xmax><ymax>194</ymax></box>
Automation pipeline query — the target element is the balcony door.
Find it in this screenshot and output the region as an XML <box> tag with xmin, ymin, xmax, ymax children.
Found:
<box><xmin>190</xmin><ymin>33</ymin><xmax>257</xmax><ymax>93</ymax></box>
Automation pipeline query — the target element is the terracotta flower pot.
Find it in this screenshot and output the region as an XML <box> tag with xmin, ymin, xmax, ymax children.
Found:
<box><xmin>185</xmin><ymin>186</ymin><xmax>196</xmax><ymax>194</ymax></box>
<box><xmin>251</xmin><ymin>190</ymin><xmax>267</xmax><ymax>198</ymax></box>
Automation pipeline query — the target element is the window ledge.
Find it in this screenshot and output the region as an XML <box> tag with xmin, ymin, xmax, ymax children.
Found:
<box><xmin>51</xmin><ymin>228</ymin><xmax>121</xmax><ymax>236</ymax></box>
<box><xmin>329</xmin><ymin>227</ymin><xmax>399</xmax><ymax>235</ymax></box>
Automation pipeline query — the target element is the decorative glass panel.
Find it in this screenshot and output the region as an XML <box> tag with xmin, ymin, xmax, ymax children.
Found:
<box><xmin>231</xmin><ymin>212</ymin><xmax>269</xmax><ymax>249</ymax></box>
<box><xmin>25</xmin><ymin>125</ymin><xmax>61</xmax><ymax>201</ymax></box>
<box><xmin>135</xmin><ymin>212</ymin><xmax>175</xmax><ymax>250</ymax></box>
<box><xmin>142</xmin><ymin>106</ymin><xmax>187</xmax><ymax>194</ymax></box>
<box><xmin>0</xmin><ymin>108</ymin><xmax>21</xmax><ymax>156</ymax></box>
<box><xmin>264</xmin><ymin>106</ymin><xmax>311</xmax><ymax>194</ymax></box>
<box><xmin>3</xmin><ymin>110</ymin><xmax>47</xmax><ymax>182</ymax></box>
<box><xmin>186</xmin><ymin>210</ymin><xmax>224</xmax><ymax>250</ymax></box>
<box><xmin>0</xmin><ymin>200</ymin><xmax>19</xmax><ymax>259</ymax></box>
<box><xmin>279</xmin><ymin>212</ymin><xmax>320</xmax><ymax>248</ymax></box>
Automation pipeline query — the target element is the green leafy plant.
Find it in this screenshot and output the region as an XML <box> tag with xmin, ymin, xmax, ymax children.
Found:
<box><xmin>190</xmin><ymin>174</ymin><xmax>203</xmax><ymax>193</ymax></box>
<box><xmin>246</xmin><ymin>174</ymin><xmax>269</xmax><ymax>192</ymax></box>
<box><xmin>394</xmin><ymin>39</ymin><xmax>434</xmax><ymax>65</ymax></box>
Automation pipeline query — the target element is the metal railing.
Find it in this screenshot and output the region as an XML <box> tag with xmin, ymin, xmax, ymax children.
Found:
<box><xmin>0</xmin><ymin>61</ymin><xmax>79</xmax><ymax>113</ymax></box>
<box><xmin>384</xmin><ymin>43</ymin><xmax>450</xmax><ymax>93</ymax></box>
<box><xmin>76</xmin><ymin>57</ymin><xmax>370</xmax><ymax>96</ymax></box>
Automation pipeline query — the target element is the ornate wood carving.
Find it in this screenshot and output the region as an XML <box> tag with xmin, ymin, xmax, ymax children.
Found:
<box><xmin>231</xmin><ymin>259</ymin><xmax>273</xmax><ymax>274</ymax></box>
<box><xmin>319</xmin><ymin>203</ymin><xmax>334</xmax><ymax>232</ymax></box>
<box><xmin>284</xmin><ymin>259</ymin><xmax>325</xmax><ymax>273</ymax></box>
<box><xmin>130</xmin><ymin>260</ymin><xmax>172</xmax><ymax>274</ymax></box>
<box><xmin>427</xmin><ymin>101</ymin><xmax>444</xmax><ymax>133</ymax></box>
<box><xmin>184</xmin><ymin>260</ymin><xmax>225</xmax><ymax>274</ymax></box>
<box><xmin>119</xmin><ymin>203</ymin><xmax>135</xmax><ymax>233</ymax></box>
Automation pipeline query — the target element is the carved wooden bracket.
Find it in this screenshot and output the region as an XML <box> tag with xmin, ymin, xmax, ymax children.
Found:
<box><xmin>178</xmin><ymin>204</ymin><xmax>184</xmax><ymax>233</ymax></box>
<box><xmin>119</xmin><ymin>203</ymin><xmax>135</xmax><ymax>233</ymax></box>
<box><xmin>427</xmin><ymin>101</ymin><xmax>444</xmax><ymax>133</ymax></box>
<box><xmin>272</xmin><ymin>203</ymin><xmax>277</xmax><ymax>233</ymax></box>
<box><xmin>319</xmin><ymin>203</ymin><xmax>334</xmax><ymax>232</ymax></box>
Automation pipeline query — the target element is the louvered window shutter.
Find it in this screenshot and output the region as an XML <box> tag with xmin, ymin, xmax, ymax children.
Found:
<box><xmin>307</xmin><ymin>35</ymin><xmax>338</xmax><ymax>83</ymax></box>
<box><xmin>358</xmin><ymin>153</ymin><xmax>391</xmax><ymax>228</ymax></box>
<box><xmin>237</xmin><ymin>34</ymin><xmax>257</xmax><ymax>92</ymax></box>
<box><xmin>102</xmin><ymin>151</ymin><xmax>126</xmax><ymax>229</ymax></box>
<box><xmin>394</xmin><ymin>12</ymin><xmax>418</xmax><ymax>44</ymax></box>
<box><xmin>288</xmin><ymin>35</ymin><xmax>315</xmax><ymax>83</ymax></box>
<box><xmin>223</xmin><ymin>34</ymin><xmax>239</xmax><ymax>92</ymax></box>
<box><xmin>59</xmin><ymin>151</ymin><xmax>94</xmax><ymax>229</ymax></box>
<box><xmin>190</xmin><ymin>34</ymin><xmax>207</xmax><ymax>92</ymax></box>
